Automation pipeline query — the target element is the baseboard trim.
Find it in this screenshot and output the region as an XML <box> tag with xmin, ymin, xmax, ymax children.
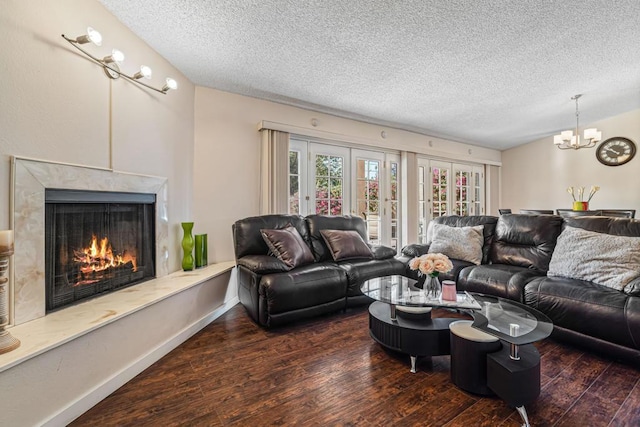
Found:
<box><xmin>45</xmin><ymin>296</ymin><xmax>240</xmax><ymax>427</ymax></box>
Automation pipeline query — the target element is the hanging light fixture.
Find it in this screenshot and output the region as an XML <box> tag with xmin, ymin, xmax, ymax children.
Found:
<box><xmin>553</xmin><ymin>94</ymin><xmax>601</xmax><ymax>150</ymax></box>
<box><xmin>61</xmin><ymin>26</ymin><xmax>177</xmax><ymax>95</ymax></box>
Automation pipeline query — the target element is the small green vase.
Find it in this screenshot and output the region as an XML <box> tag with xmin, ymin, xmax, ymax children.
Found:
<box><xmin>181</xmin><ymin>222</ymin><xmax>194</xmax><ymax>271</ymax></box>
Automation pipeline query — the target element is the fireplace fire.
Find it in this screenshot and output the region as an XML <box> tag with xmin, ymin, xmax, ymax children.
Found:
<box><xmin>73</xmin><ymin>235</ymin><xmax>138</xmax><ymax>285</ymax></box>
<box><xmin>45</xmin><ymin>189</ymin><xmax>156</xmax><ymax>312</ymax></box>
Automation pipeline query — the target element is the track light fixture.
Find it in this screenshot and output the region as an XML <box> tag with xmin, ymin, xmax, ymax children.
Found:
<box><xmin>133</xmin><ymin>65</ymin><xmax>153</xmax><ymax>80</ymax></box>
<box><xmin>74</xmin><ymin>27</ymin><xmax>102</xmax><ymax>46</ymax></box>
<box><xmin>62</xmin><ymin>26</ymin><xmax>177</xmax><ymax>95</ymax></box>
<box><xmin>162</xmin><ymin>78</ymin><xmax>178</xmax><ymax>93</ymax></box>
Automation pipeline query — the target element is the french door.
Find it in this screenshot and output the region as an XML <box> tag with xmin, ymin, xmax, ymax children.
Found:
<box><xmin>289</xmin><ymin>139</ymin><xmax>401</xmax><ymax>250</ymax></box>
<box><xmin>417</xmin><ymin>158</ymin><xmax>484</xmax><ymax>243</ymax></box>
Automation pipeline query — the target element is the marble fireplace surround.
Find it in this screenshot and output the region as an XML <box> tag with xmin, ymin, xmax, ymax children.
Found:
<box><xmin>11</xmin><ymin>157</ymin><xmax>169</xmax><ymax>326</ymax></box>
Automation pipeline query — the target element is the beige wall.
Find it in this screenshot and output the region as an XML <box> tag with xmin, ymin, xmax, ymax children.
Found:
<box><xmin>0</xmin><ymin>0</ymin><xmax>195</xmax><ymax>271</ymax></box>
<box><xmin>194</xmin><ymin>87</ymin><xmax>502</xmax><ymax>261</ymax></box>
<box><xmin>0</xmin><ymin>2</ymin><xmax>229</xmax><ymax>425</ymax></box>
<box><xmin>502</xmin><ymin>109</ymin><xmax>640</xmax><ymax>213</ymax></box>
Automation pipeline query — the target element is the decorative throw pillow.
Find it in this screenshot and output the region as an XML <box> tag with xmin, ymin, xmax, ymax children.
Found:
<box><xmin>319</xmin><ymin>229</ymin><xmax>373</xmax><ymax>261</ymax></box>
<box><xmin>547</xmin><ymin>226</ymin><xmax>640</xmax><ymax>291</ymax></box>
<box><xmin>427</xmin><ymin>223</ymin><xmax>484</xmax><ymax>265</ymax></box>
<box><xmin>260</xmin><ymin>225</ymin><xmax>314</xmax><ymax>270</ymax></box>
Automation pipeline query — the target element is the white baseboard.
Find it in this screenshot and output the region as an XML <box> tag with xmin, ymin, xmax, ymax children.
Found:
<box><xmin>45</xmin><ymin>296</ymin><xmax>240</xmax><ymax>427</ymax></box>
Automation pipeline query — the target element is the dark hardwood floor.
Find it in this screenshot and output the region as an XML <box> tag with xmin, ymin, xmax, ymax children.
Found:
<box><xmin>71</xmin><ymin>304</ymin><xmax>640</xmax><ymax>426</ymax></box>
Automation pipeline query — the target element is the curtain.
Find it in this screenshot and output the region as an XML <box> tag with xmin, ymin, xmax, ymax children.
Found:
<box><xmin>260</xmin><ymin>129</ymin><xmax>290</xmax><ymax>214</ymax></box>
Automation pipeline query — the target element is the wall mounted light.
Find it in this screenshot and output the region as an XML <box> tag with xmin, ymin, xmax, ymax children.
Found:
<box><xmin>133</xmin><ymin>65</ymin><xmax>153</xmax><ymax>80</ymax></box>
<box><xmin>62</xmin><ymin>26</ymin><xmax>177</xmax><ymax>95</ymax></box>
<box><xmin>162</xmin><ymin>78</ymin><xmax>178</xmax><ymax>93</ymax></box>
<box><xmin>73</xmin><ymin>27</ymin><xmax>102</xmax><ymax>46</ymax></box>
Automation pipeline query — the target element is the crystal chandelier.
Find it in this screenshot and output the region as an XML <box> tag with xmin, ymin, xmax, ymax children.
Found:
<box><xmin>553</xmin><ymin>94</ymin><xmax>601</xmax><ymax>150</ymax></box>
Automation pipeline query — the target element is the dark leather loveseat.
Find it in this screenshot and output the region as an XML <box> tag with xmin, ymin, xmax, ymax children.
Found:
<box><xmin>232</xmin><ymin>214</ymin><xmax>404</xmax><ymax>327</ymax></box>
<box><xmin>400</xmin><ymin>213</ymin><xmax>640</xmax><ymax>364</ymax></box>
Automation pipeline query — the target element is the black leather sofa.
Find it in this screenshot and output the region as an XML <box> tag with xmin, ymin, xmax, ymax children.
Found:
<box><xmin>232</xmin><ymin>214</ymin><xmax>404</xmax><ymax>327</ymax></box>
<box><xmin>400</xmin><ymin>214</ymin><xmax>640</xmax><ymax>364</ymax></box>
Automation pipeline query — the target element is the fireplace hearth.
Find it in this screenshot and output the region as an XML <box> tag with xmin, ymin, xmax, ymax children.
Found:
<box><xmin>45</xmin><ymin>189</ymin><xmax>156</xmax><ymax>312</ymax></box>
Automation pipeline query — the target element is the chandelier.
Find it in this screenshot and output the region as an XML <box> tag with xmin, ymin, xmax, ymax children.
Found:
<box><xmin>553</xmin><ymin>94</ymin><xmax>601</xmax><ymax>150</ymax></box>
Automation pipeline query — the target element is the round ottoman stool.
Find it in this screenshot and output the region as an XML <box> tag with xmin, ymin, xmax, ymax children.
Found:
<box><xmin>449</xmin><ymin>320</ymin><xmax>502</xmax><ymax>395</ymax></box>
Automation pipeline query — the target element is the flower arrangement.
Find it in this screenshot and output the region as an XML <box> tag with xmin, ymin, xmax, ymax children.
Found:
<box><xmin>409</xmin><ymin>253</ymin><xmax>453</xmax><ymax>277</ymax></box>
<box><xmin>567</xmin><ymin>185</ymin><xmax>600</xmax><ymax>211</ymax></box>
<box><xmin>567</xmin><ymin>185</ymin><xmax>600</xmax><ymax>202</ymax></box>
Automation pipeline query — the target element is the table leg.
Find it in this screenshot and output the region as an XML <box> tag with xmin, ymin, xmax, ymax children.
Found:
<box><xmin>410</xmin><ymin>355</ymin><xmax>417</xmax><ymax>373</ymax></box>
<box><xmin>516</xmin><ymin>405</ymin><xmax>530</xmax><ymax>427</ymax></box>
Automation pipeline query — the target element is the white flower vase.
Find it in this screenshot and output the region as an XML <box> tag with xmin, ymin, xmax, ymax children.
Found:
<box><xmin>424</xmin><ymin>275</ymin><xmax>442</xmax><ymax>299</ymax></box>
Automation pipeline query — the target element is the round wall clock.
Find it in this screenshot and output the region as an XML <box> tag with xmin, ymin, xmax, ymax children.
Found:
<box><xmin>596</xmin><ymin>137</ymin><xmax>636</xmax><ymax>166</ymax></box>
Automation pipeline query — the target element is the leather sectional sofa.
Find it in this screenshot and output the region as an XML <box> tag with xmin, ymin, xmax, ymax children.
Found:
<box><xmin>232</xmin><ymin>214</ymin><xmax>404</xmax><ymax>327</ymax></box>
<box><xmin>233</xmin><ymin>212</ymin><xmax>640</xmax><ymax>364</ymax></box>
<box><xmin>401</xmin><ymin>214</ymin><xmax>640</xmax><ymax>364</ymax></box>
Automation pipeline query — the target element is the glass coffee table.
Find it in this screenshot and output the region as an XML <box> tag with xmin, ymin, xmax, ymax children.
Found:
<box><xmin>361</xmin><ymin>275</ymin><xmax>553</xmax><ymax>427</ymax></box>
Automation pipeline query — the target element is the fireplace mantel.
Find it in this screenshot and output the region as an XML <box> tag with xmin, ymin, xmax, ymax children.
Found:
<box><xmin>11</xmin><ymin>157</ymin><xmax>169</xmax><ymax>325</ymax></box>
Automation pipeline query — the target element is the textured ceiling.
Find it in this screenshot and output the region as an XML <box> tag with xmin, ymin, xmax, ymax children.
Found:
<box><xmin>99</xmin><ymin>0</ymin><xmax>640</xmax><ymax>150</ymax></box>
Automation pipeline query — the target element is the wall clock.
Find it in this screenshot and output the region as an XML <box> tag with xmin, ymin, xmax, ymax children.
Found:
<box><xmin>596</xmin><ymin>137</ymin><xmax>636</xmax><ymax>166</ymax></box>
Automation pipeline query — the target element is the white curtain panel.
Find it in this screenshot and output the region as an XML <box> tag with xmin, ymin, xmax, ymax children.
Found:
<box><xmin>260</xmin><ymin>129</ymin><xmax>290</xmax><ymax>214</ymax></box>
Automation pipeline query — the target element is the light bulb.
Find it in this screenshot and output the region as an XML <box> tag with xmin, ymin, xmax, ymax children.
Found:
<box><xmin>162</xmin><ymin>77</ymin><xmax>178</xmax><ymax>92</ymax></box>
<box><xmin>133</xmin><ymin>65</ymin><xmax>153</xmax><ymax>80</ymax></box>
<box><xmin>103</xmin><ymin>49</ymin><xmax>125</xmax><ymax>64</ymax></box>
<box><xmin>76</xmin><ymin>26</ymin><xmax>102</xmax><ymax>46</ymax></box>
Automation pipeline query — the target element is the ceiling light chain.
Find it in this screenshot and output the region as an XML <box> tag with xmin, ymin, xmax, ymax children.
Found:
<box><xmin>62</xmin><ymin>27</ymin><xmax>177</xmax><ymax>94</ymax></box>
<box><xmin>553</xmin><ymin>94</ymin><xmax>601</xmax><ymax>150</ymax></box>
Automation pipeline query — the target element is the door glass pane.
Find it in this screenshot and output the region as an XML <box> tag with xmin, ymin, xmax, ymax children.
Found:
<box><xmin>315</xmin><ymin>154</ymin><xmax>343</xmax><ymax>215</ymax></box>
<box><xmin>455</xmin><ymin>170</ymin><xmax>471</xmax><ymax>216</ymax></box>
<box><xmin>389</xmin><ymin>161</ymin><xmax>399</xmax><ymax>250</ymax></box>
<box><xmin>432</xmin><ymin>167</ymin><xmax>449</xmax><ymax>218</ymax></box>
<box><xmin>288</xmin><ymin>150</ymin><xmax>300</xmax><ymax>214</ymax></box>
<box><xmin>356</xmin><ymin>159</ymin><xmax>381</xmax><ymax>245</ymax></box>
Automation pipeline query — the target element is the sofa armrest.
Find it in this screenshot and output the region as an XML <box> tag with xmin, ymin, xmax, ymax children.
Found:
<box><xmin>237</xmin><ymin>255</ymin><xmax>290</xmax><ymax>274</ymax></box>
<box><xmin>625</xmin><ymin>277</ymin><xmax>640</xmax><ymax>297</ymax></box>
<box><xmin>370</xmin><ymin>245</ymin><xmax>397</xmax><ymax>260</ymax></box>
<box><xmin>401</xmin><ymin>243</ymin><xmax>430</xmax><ymax>258</ymax></box>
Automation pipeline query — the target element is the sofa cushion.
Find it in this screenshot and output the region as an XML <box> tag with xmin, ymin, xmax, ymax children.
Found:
<box><xmin>548</xmin><ymin>225</ymin><xmax>640</xmax><ymax>292</ymax></box>
<box><xmin>261</xmin><ymin>225</ymin><xmax>314</xmax><ymax>270</ymax></box>
<box><xmin>320</xmin><ymin>229</ymin><xmax>373</xmax><ymax>261</ymax></box>
<box><xmin>306</xmin><ymin>215</ymin><xmax>369</xmax><ymax>261</ymax></box>
<box><xmin>370</xmin><ymin>245</ymin><xmax>397</xmax><ymax>260</ymax></box>
<box><xmin>233</xmin><ymin>214</ymin><xmax>309</xmax><ymax>259</ymax></box>
<box><xmin>259</xmin><ymin>263</ymin><xmax>347</xmax><ymax>315</ymax></box>
<box><xmin>525</xmin><ymin>276</ymin><xmax>640</xmax><ymax>350</ymax></box>
<box><xmin>236</xmin><ymin>254</ymin><xmax>290</xmax><ymax>274</ymax></box>
<box><xmin>431</xmin><ymin>215</ymin><xmax>499</xmax><ymax>264</ymax></box>
<box><xmin>490</xmin><ymin>214</ymin><xmax>563</xmax><ymax>272</ymax></box>
<box><xmin>339</xmin><ymin>257</ymin><xmax>407</xmax><ymax>297</ymax></box>
<box><xmin>457</xmin><ymin>264</ymin><xmax>544</xmax><ymax>301</ymax></box>
<box><xmin>428</xmin><ymin>223</ymin><xmax>484</xmax><ymax>265</ymax></box>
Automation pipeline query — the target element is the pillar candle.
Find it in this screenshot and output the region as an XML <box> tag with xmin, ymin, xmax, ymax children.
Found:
<box><xmin>0</xmin><ymin>230</ymin><xmax>14</xmax><ymax>254</ymax></box>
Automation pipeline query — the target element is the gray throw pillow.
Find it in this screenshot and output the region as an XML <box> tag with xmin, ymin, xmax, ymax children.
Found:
<box><xmin>428</xmin><ymin>223</ymin><xmax>484</xmax><ymax>265</ymax></box>
<box><xmin>548</xmin><ymin>226</ymin><xmax>640</xmax><ymax>292</ymax></box>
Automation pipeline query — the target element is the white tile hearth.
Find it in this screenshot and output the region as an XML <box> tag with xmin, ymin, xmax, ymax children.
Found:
<box><xmin>11</xmin><ymin>157</ymin><xmax>169</xmax><ymax>325</ymax></box>
<box><xmin>0</xmin><ymin>261</ymin><xmax>235</xmax><ymax>373</ymax></box>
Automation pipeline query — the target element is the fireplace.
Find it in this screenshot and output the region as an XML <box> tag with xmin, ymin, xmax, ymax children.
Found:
<box><xmin>45</xmin><ymin>189</ymin><xmax>156</xmax><ymax>312</ymax></box>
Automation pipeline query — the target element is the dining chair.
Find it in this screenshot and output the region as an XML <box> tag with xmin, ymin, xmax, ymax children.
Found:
<box><xmin>519</xmin><ymin>209</ymin><xmax>554</xmax><ymax>215</ymax></box>
<box><xmin>556</xmin><ymin>209</ymin><xmax>603</xmax><ymax>217</ymax></box>
<box><xmin>600</xmin><ymin>209</ymin><xmax>636</xmax><ymax>218</ymax></box>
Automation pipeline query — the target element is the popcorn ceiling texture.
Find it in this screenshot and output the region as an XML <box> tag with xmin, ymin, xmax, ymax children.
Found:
<box><xmin>100</xmin><ymin>0</ymin><xmax>640</xmax><ymax>149</ymax></box>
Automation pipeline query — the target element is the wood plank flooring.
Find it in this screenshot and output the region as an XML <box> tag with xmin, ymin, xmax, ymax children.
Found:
<box><xmin>71</xmin><ymin>304</ymin><xmax>640</xmax><ymax>426</ymax></box>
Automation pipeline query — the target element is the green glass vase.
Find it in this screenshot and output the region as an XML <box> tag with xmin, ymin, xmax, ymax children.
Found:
<box><xmin>181</xmin><ymin>222</ymin><xmax>194</xmax><ymax>271</ymax></box>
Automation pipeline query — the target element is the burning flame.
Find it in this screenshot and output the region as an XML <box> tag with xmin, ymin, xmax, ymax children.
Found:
<box><xmin>73</xmin><ymin>235</ymin><xmax>137</xmax><ymax>275</ymax></box>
